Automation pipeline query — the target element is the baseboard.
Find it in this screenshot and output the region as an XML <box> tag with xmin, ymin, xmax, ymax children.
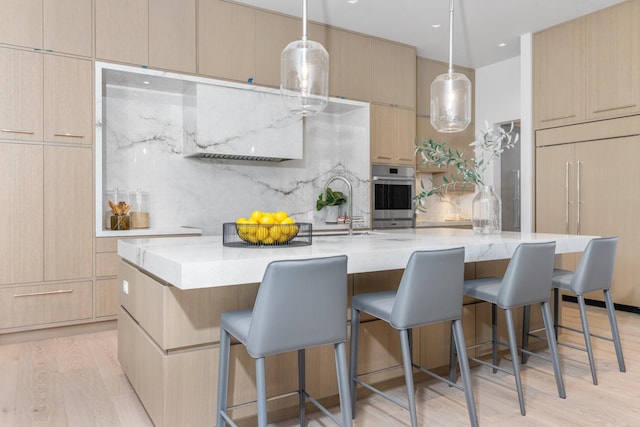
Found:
<box><xmin>562</xmin><ymin>295</ymin><xmax>640</xmax><ymax>315</ymax></box>
<box><xmin>0</xmin><ymin>319</ymin><xmax>117</xmax><ymax>345</ymax></box>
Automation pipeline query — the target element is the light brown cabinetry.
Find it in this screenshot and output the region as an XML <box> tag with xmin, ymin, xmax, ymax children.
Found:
<box><xmin>0</xmin><ymin>0</ymin><xmax>92</xmax><ymax>56</ymax></box>
<box><xmin>0</xmin><ymin>143</ymin><xmax>44</xmax><ymax>286</ymax></box>
<box><xmin>0</xmin><ymin>47</ymin><xmax>43</xmax><ymax>141</ymax></box>
<box><xmin>533</xmin><ymin>17</ymin><xmax>585</xmax><ymax>129</ymax></box>
<box><xmin>96</xmin><ymin>0</ymin><xmax>149</xmax><ymax>65</ymax></box>
<box><xmin>254</xmin><ymin>10</ymin><xmax>300</xmax><ymax>87</ymax></box>
<box><xmin>43</xmin><ymin>0</ymin><xmax>92</xmax><ymax>57</ymax></box>
<box><xmin>535</xmin><ymin>116</ymin><xmax>640</xmax><ymax>307</ymax></box>
<box><xmin>0</xmin><ymin>48</ymin><xmax>92</xmax><ymax>144</ymax></box>
<box><xmin>326</xmin><ymin>28</ymin><xmax>371</xmax><ymax>102</ymax></box>
<box><xmin>197</xmin><ymin>0</ymin><xmax>256</xmax><ymax>82</ymax></box>
<box><xmin>370</xmin><ymin>38</ymin><xmax>416</xmax><ymax>108</ymax></box>
<box><xmin>370</xmin><ymin>104</ymin><xmax>416</xmax><ymax>166</ymax></box>
<box><xmin>43</xmin><ymin>145</ymin><xmax>93</xmax><ymax>281</ymax></box>
<box><xmin>534</xmin><ymin>0</ymin><xmax>640</xmax><ymax>129</ymax></box>
<box><xmin>149</xmin><ymin>0</ymin><xmax>196</xmax><ymax>73</ymax></box>
<box><xmin>44</xmin><ymin>55</ymin><xmax>93</xmax><ymax>143</ymax></box>
<box><xmin>585</xmin><ymin>0</ymin><xmax>640</xmax><ymax>120</ymax></box>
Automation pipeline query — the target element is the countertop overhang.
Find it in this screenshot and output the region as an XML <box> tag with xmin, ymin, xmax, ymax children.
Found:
<box><xmin>118</xmin><ymin>228</ymin><xmax>595</xmax><ymax>290</ymax></box>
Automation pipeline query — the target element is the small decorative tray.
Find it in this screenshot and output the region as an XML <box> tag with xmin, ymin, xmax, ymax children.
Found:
<box><xmin>222</xmin><ymin>222</ymin><xmax>312</xmax><ymax>248</ymax></box>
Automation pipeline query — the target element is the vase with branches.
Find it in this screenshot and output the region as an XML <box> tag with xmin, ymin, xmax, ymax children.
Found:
<box><xmin>414</xmin><ymin>122</ymin><xmax>519</xmax><ymax>233</ymax></box>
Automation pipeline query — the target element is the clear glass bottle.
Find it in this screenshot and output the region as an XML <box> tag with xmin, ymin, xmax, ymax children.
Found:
<box><xmin>472</xmin><ymin>185</ymin><xmax>502</xmax><ymax>234</ymax></box>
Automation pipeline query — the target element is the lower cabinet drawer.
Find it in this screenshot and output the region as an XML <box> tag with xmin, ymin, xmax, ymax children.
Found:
<box><xmin>0</xmin><ymin>281</ymin><xmax>92</xmax><ymax>329</ymax></box>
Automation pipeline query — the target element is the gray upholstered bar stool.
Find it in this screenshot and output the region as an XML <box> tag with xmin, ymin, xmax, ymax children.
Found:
<box><xmin>450</xmin><ymin>241</ymin><xmax>564</xmax><ymax>416</ymax></box>
<box><xmin>349</xmin><ymin>248</ymin><xmax>478</xmax><ymax>427</ymax></box>
<box><xmin>216</xmin><ymin>255</ymin><xmax>352</xmax><ymax>427</ymax></box>
<box><xmin>523</xmin><ymin>236</ymin><xmax>625</xmax><ymax>385</ymax></box>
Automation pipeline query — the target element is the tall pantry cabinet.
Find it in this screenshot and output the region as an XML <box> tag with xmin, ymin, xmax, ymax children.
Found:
<box><xmin>534</xmin><ymin>0</ymin><xmax>640</xmax><ymax>308</ymax></box>
<box><xmin>0</xmin><ymin>0</ymin><xmax>95</xmax><ymax>334</ymax></box>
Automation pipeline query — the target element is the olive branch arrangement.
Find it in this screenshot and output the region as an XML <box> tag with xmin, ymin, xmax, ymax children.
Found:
<box><xmin>414</xmin><ymin>122</ymin><xmax>519</xmax><ymax>209</ymax></box>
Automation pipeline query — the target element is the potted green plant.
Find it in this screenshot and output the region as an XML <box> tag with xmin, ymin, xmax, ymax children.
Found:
<box><xmin>316</xmin><ymin>187</ymin><xmax>347</xmax><ymax>223</ymax></box>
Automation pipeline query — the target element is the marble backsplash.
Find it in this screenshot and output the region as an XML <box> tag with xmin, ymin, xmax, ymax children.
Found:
<box><xmin>98</xmin><ymin>64</ymin><xmax>371</xmax><ymax>235</ymax></box>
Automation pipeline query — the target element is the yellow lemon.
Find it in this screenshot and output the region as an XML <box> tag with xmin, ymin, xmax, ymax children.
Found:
<box><xmin>245</xmin><ymin>220</ymin><xmax>258</xmax><ymax>235</ymax></box>
<box><xmin>250</xmin><ymin>210</ymin><xmax>262</xmax><ymax>222</ymax></box>
<box><xmin>255</xmin><ymin>226</ymin><xmax>270</xmax><ymax>241</ymax></box>
<box><xmin>274</xmin><ymin>211</ymin><xmax>289</xmax><ymax>223</ymax></box>
<box><xmin>289</xmin><ymin>224</ymin><xmax>299</xmax><ymax>237</ymax></box>
<box><xmin>269</xmin><ymin>225</ymin><xmax>282</xmax><ymax>241</ymax></box>
<box><xmin>277</xmin><ymin>233</ymin><xmax>291</xmax><ymax>243</ymax></box>
<box><xmin>236</xmin><ymin>217</ymin><xmax>249</xmax><ymax>235</ymax></box>
<box><xmin>244</xmin><ymin>234</ymin><xmax>258</xmax><ymax>244</ymax></box>
<box><xmin>280</xmin><ymin>217</ymin><xmax>295</xmax><ymax>234</ymax></box>
<box><xmin>262</xmin><ymin>237</ymin><xmax>275</xmax><ymax>245</ymax></box>
<box><xmin>259</xmin><ymin>213</ymin><xmax>275</xmax><ymax>225</ymax></box>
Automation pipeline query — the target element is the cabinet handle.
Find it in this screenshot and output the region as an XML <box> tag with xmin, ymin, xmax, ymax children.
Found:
<box><xmin>565</xmin><ymin>162</ymin><xmax>571</xmax><ymax>235</ymax></box>
<box><xmin>2</xmin><ymin>128</ymin><xmax>34</xmax><ymax>135</ymax></box>
<box><xmin>14</xmin><ymin>289</ymin><xmax>73</xmax><ymax>298</ymax></box>
<box><xmin>541</xmin><ymin>114</ymin><xmax>576</xmax><ymax>123</ymax></box>
<box><xmin>592</xmin><ymin>104</ymin><xmax>637</xmax><ymax>114</ymax></box>
<box><xmin>576</xmin><ymin>161</ymin><xmax>582</xmax><ymax>235</ymax></box>
<box><xmin>54</xmin><ymin>132</ymin><xmax>84</xmax><ymax>138</ymax></box>
<box><xmin>376</xmin><ymin>156</ymin><xmax>392</xmax><ymax>160</ymax></box>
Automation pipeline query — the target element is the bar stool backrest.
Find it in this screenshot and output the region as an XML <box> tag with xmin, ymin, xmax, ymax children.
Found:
<box><xmin>390</xmin><ymin>247</ymin><xmax>465</xmax><ymax>329</ymax></box>
<box><xmin>571</xmin><ymin>237</ymin><xmax>618</xmax><ymax>295</ymax></box>
<box><xmin>246</xmin><ymin>255</ymin><xmax>348</xmax><ymax>358</ymax></box>
<box><xmin>497</xmin><ymin>242</ymin><xmax>556</xmax><ymax>308</ymax></box>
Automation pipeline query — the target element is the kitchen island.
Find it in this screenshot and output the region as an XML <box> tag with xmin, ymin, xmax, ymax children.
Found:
<box><xmin>117</xmin><ymin>228</ymin><xmax>594</xmax><ymax>427</ymax></box>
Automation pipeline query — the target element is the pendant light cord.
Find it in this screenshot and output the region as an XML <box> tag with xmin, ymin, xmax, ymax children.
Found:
<box><xmin>448</xmin><ymin>0</ymin><xmax>454</xmax><ymax>74</ymax></box>
<box><xmin>302</xmin><ymin>0</ymin><xmax>308</xmax><ymax>41</ymax></box>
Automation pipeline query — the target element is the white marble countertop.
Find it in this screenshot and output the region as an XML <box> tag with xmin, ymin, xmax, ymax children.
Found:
<box><xmin>98</xmin><ymin>226</ymin><xmax>202</xmax><ymax>238</ymax></box>
<box><xmin>118</xmin><ymin>228</ymin><xmax>595</xmax><ymax>290</ymax></box>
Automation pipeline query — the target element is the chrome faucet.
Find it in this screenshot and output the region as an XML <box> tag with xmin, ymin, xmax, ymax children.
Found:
<box><xmin>325</xmin><ymin>176</ymin><xmax>353</xmax><ymax>236</ymax></box>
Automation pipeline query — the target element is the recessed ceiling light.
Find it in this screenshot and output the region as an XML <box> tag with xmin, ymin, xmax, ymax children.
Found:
<box><xmin>143</xmin><ymin>80</ymin><xmax>150</xmax><ymax>85</ymax></box>
<box><xmin>498</xmin><ymin>42</ymin><xmax>507</xmax><ymax>47</ymax></box>
<box><xmin>432</xmin><ymin>24</ymin><xmax>441</xmax><ymax>28</ymax></box>
<box><xmin>347</xmin><ymin>0</ymin><xmax>358</xmax><ymax>4</ymax></box>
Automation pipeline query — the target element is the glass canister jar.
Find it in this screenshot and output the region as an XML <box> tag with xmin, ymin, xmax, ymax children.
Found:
<box><xmin>129</xmin><ymin>189</ymin><xmax>150</xmax><ymax>229</ymax></box>
<box><xmin>472</xmin><ymin>185</ymin><xmax>502</xmax><ymax>235</ymax></box>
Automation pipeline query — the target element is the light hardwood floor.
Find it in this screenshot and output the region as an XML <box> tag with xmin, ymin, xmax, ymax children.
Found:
<box><xmin>0</xmin><ymin>302</ymin><xmax>638</xmax><ymax>426</ymax></box>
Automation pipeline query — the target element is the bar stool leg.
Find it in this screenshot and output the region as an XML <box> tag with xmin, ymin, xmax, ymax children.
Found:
<box><xmin>492</xmin><ymin>304</ymin><xmax>498</xmax><ymax>373</ymax></box>
<box><xmin>541</xmin><ymin>301</ymin><xmax>566</xmax><ymax>398</ymax></box>
<box><xmin>553</xmin><ymin>288</ymin><xmax>560</xmax><ymax>339</ymax></box>
<box><xmin>604</xmin><ymin>289</ymin><xmax>626</xmax><ymax>373</ymax></box>
<box><xmin>505</xmin><ymin>308</ymin><xmax>526</xmax><ymax>416</ymax></box>
<box><xmin>521</xmin><ymin>305</ymin><xmax>531</xmax><ymax>364</ymax></box>
<box><xmin>452</xmin><ymin>319</ymin><xmax>479</xmax><ymax>427</ymax></box>
<box><xmin>334</xmin><ymin>342</ymin><xmax>353</xmax><ymax>427</ymax></box>
<box><xmin>448</xmin><ymin>323</ymin><xmax>458</xmax><ymax>383</ymax></box>
<box><xmin>349</xmin><ymin>308</ymin><xmax>361</xmax><ymax>418</ymax></box>
<box><xmin>298</xmin><ymin>349</ymin><xmax>306</xmax><ymax>425</ymax></box>
<box><xmin>256</xmin><ymin>357</ymin><xmax>268</xmax><ymax>427</ymax></box>
<box><xmin>577</xmin><ymin>295</ymin><xmax>598</xmax><ymax>385</ymax></box>
<box><xmin>216</xmin><ymin>328</ymin><xmax>231</xmax><ymax>427</ymax></box>
<box><xmin>400</xmin><ymin>329</ymin><xmax>418</xmax><ymax>427</ymax></box>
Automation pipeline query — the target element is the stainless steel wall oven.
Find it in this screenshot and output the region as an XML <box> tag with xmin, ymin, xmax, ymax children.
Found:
<box><xmin>372</xmin><ymin>165</ymin><xmax>415</xmax><ymax>229</ymax></box>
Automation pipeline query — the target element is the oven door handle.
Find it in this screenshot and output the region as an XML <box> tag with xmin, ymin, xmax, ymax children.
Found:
<box><xmin>372</xmin><ymin>176</ymin><xmax>414</xmax><ymax>182</ymax></box>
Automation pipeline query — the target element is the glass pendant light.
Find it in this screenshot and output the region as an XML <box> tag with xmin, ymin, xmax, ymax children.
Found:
<box><xmin>430</xmin><ymin>0</ymin><xmax>471</xmax><ymax>133</ymax></box>
<box><xmin>280</xmin><ymin>0</ymin><xmax>329</xmax><ymax>116</ymax></box>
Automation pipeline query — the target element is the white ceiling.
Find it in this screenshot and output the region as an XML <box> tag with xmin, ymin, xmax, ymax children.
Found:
<box><xmin>231</xmin><ymin>0</ymin><xmax>623</xmax><ymax>69</ymax></box>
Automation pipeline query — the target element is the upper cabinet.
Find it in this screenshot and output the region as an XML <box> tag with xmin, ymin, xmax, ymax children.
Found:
<box><xmin>43</xmin><ymin>0</ymin><xmax>92</xmax><ymax>57</ymax></box>
<box><xmin>533</xmin><ymin>18</ymin><xmax>585</xmax><ymax>129</ymax></box>
<box><xmin>0</xmin><ymin>0</ymin><xmax>91</xmax><ymax>56</ymax></box>
<box><xmin>44</xmin><ymin>55</ymin><xmax>93</xmax><ymax>143</ymax></box>
<box><xmin>149</xmin><ymin>0</ymin><xmax>196</xmax><ymax>73</ymax></box>
<box><xmin>198</xmin><ymin>0</ymin><xmax>255</xmax><ymax>82</ymax></box>
<box><xmin>254</xmin><ymin>10</ymin><xmax>300</xmax><ymax>87</ymax></box>
<box><xmin>370</xmin><ymin>104</ymin><xmax>416</xmax><ymax>166</ymax></box>
<box><xmin>326</xmin><ymin>28</ymin><xmax>371</xmax><ymax>102</ymax></box>
<box><xmin>96</xmin><ymin>0</ymin><xmax>148</xmax><ymax>65</ymax></box>
<box><xmin>0</xmin><ymin>47</ymin><xmax>43</xmax><ymax>141</ymax></box>
<box><xmin>533</xmin><ymin>0</ymin><xmax>640</xmax><ymax>129</ymax></box>
<box><xmin>370</xmin><ymin>38</ymin><xmax>416</xmax><ymax>108</ymax></box>
<box><xmin>97</xmin><ymin>0</ymin><xmax>196</xmax><ymax>72</ymax></box>
<box><xmin>585</xmin><ymin>0</ymin><xmax>640</xmax><ymax>120</ymax></box>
